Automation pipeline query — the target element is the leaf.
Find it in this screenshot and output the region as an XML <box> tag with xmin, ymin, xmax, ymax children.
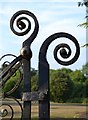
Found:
<box><xmin>78</xmin><ymin>22</ymin><xmax>88</xmax><ymax>28</ymax></box>
<box><xmin>81</xmin><ymin>43</ymin><xmax>88</xmax><ymax>47</ymax></box>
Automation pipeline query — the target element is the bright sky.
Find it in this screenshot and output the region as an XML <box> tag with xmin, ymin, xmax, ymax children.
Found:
<box><xmin>0</xmin><ymin>0</ymin><xmax>86</xmax><ymax>70</ymax></box>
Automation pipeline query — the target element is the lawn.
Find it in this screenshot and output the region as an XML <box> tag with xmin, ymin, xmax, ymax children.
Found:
<box><xmin>31</xmin><ymin>103</ymin><xmax>87</xmax><ymax>119</ymax></box>
<box><xmin>0</xmin><ymin>100</ymin><xmax>87</xmax><ymax>119</ymax></box>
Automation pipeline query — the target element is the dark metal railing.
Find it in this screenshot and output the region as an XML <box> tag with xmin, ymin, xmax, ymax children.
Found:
<box><xmin>0</xmin><ymin>10</ymin><xmax>80</xmax><ymax>120</ymax></box>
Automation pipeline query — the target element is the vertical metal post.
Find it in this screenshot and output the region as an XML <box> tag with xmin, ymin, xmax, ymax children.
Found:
<box><xmin>39</xmin><ymin>60</ymin><xmax>50</xmax><ymax>120</ymax></box>
<box><xmin>38</xmin><ymin>32</ymin><xmax>80</xmax><ymax>120</ymax></box>
<box><xmin>10</xmin><ymin>10</ymin><xmax>39</xmax><ymax>120</ymax></box>
<box><xmin>22</xmin><ymin>59</ymin><xmax>31</xmax><ymax>120</ymax></box>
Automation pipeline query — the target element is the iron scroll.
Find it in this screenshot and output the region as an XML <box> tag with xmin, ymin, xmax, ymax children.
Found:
<box><xmin>38</xmin><ymin>32</ymin><xmax>80</xmax><ymax>120</ymax></box>
<box><xmin>10</xmin><ymin>10</ymin><xmax>39</xmax><ymax>120</ymax></box>
<box><xmin>39</xmin><ymin>32</ymin><xmax>80</xmax><ymax>65</ymax></box>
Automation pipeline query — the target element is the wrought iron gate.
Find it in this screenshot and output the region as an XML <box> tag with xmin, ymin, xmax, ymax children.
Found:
<box><xmin>0</xmin><ymin>10</ymin><xmax>80</xmax><ymax>120</ymax></box>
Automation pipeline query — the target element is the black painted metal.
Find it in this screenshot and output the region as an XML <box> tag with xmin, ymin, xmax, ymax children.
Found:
<box><xmin>0</xmin><ymin>10</ymin><xmax>80</xmax><ymax>120</ymax></box>
<box><xmin>0</xmin><ymin>54</ymin><xmax>23</xmax><ymax>120</ymax></box>
<box><xmin>38</xmin><ymin>32</ymin><xmax>80</xmax><ymax>120</ymax></box>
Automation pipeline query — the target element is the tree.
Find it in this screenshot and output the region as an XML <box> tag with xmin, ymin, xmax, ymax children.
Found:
<box><xmin>31</xmin><ymin>68</ymin><xmax>37</xmax><ymax>77</ymax></box>
<box><xmin>69</xmin><ymin>70</ymin><xmax>86</xmax><ymax>83</ymax></box>
<box><xmin>3</xmin><ymin>70</ymin><xmax>23</xmax><ymax>99</ymax></box>
<box><xmin>84</xmin><ymin>79</ymin><xmax>88</xmax><ymax>97</ymax></box>
<box><xmin>78</xmin><ymin>1</ymin><xmax>88</xmax><ymax>47</ymax></box>
<box><xmin>50</xmin><ymin>69</ymin><xmax>74</xmax><ymax>103</ymax></box>
<box><xmin>2</xmin><ymin>66</ymin><xmax>38</xmax><ymax>98</ymax></box>
<box><xmin>68</xmin><ymin>66</ymin><xmax>87</xmax><ymax>102</ymax></box>
<box><xmin>31</xmin><ymin>74</ymin><xmax>38</xmax><ymax>91</ymax></box>
<box><xmin>81</xmin><ymin>63</ymin><xmax>88</xmax><ymax>98</ymax></box>
<box><xmin>82</xmin><ymin>63</ymin><xmax>88</xmax><ymax>78</ymax></box>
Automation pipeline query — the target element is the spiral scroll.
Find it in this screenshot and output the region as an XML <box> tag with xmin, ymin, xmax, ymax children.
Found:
<box><xmin>0</xmin><ymin>54</ymin><xmax>22</xmax><ymax>96</ymax></box>
<box><xmin>0</xmin><ymin>97</ymin><xmax>23</xmax><ymax>120</ymax></box>
<box><xmin>10</xmin><ymin>10</ymin><xmax>39</xmax><ymax>46</ymax></box>
<box><xmin>39</xmin><ymin>32</ymin><xmax>80</xmax><ymax>66</ymax></box>
<box><xmin>38</xmin><ymin>32</ymin><xmax>80</xmax><ymax>119</ymax></box>
<box><xmin>0</xmin><ymin>104</ymin><xmax>14</xmax><ymax>119</ymax></box>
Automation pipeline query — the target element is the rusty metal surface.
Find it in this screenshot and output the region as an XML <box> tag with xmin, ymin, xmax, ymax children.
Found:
<box><xmin>22</xmin><ymin>91</ymin><xmax>48</xmax><ymax>101</ymax></box>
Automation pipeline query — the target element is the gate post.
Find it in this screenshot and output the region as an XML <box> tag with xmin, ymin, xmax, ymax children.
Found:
<box><xmin>38</xmin><ymin>32</ymin><xmax>80</xmax><ymax>120</ymax></box>
<box><xmin>0</xmin><ymin>10</ymin><xmax>80</xmax><ymax>120</ymax></box>
<box><xmin>10</xmin><ymin>10</ymin><xmax>39</xmax><ymax>120</ymax></box>
<box><xmin>39</xmin><ymin>32</ymin><xmax>80</xmax><ymax>120</ymax></box>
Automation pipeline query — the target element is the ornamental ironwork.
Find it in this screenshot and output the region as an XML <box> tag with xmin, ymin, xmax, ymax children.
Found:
<box><xmin>0</xmin><ymin>10</ymin><xmax>80</xmax><ymax>120</ymax></box>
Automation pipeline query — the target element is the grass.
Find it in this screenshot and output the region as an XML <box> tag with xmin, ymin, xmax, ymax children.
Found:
<box><xmin>0</xmin><ymin>100</ymin><xmax>87</xmax><ymax>119</ymax></box>
<box><xmin>50</xmin><ymin>104</ymin><xmax>87</xmax><ymax>118</ymax></box>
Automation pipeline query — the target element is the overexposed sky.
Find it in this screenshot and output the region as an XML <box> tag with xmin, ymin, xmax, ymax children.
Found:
<box><xmin>0</xmin><ymin>0</ymin><xmax>86</xmax><ymax>70</ymax></box>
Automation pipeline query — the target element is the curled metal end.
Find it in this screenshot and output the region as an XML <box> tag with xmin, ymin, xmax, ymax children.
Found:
<box><xmin>0</xmin><ymin>109</ymin><xmax>8</xmax><ymax>117</ymax></box>
<box><xmin>0</xmin><ymin>104</ymin><xmax>14</xmax><ymax>120</ymax></box>
<box><xmin>10</xmin><ymin>10</ymin><xmax>39</xmax><ymax>44</ymax></box>
<box><xmin>53</xmin><ymin>34</ymin><xmax>80</xmax><ymax>66</ymax></box>
<box><xmin>0</xmin><ymin>54</ymin><xmax>22</xmax><ymax>95</ymax></box>
<box><xmin>54</xmin><ymin>43</ymin><xmax>71</xmax><ymax>59</ymax></box>
<box><xmin>0</xmin><ymin>97</ymin><xmax>23</xmax><ymax>120</ymax></box>
<box><xmin>39</xmin><ymin>32</ymin><xmax>80</xmax><ymax>66</ymax></box>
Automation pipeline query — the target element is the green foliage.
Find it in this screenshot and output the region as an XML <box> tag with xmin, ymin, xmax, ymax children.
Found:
<box><xmin>31</xmin><ymin>74</ymin><xmax>38</xmax><ymax>91</ymax></box>
<box><xmin>31</xmin><ymin>68</ymin><xmax>37</xmax><ymax>77</ymax></box>
<box><xmin>78</xmin><ymin>10</ymin><xmax>88</xmax><ymax>47</ymax></box>
<box><xmin>70</xmin><ymin>82</ymin><xmax>86</xmax><ymax>99</ymax></box>
<box><xmin>3</xmin><ymin>70</ymin><xmax>23</xmax><ymax>98</ymax></box>
<box><xmin>81</xmin><ymin>43</ymin><xmax>88</xmax><ymax>47</ymax></box>
<box><xmin>2</xmin><ymin>64</ymin><xmax>88</xmax><ymax>103</ymax></box>
<box><xmin>82</xmin><ymin>63</ymin><xmax>88</xmax><ymax>78</ymax></box>
<box><xmin>49</xmin><ymin>67</ymin><xmax>87</xmax><ymax>103</ymax></box>
<box><xmin>82</xmin><ymin>98</ymin><xmax>88</xmax><ymax>104</ymax></box>
<box><xmin>50</xmin><ymin>70</ymin><xmax>74</xmax><ymax>103</ymax></box>
<box><xmin>69</xmin><ymin>70</ymin><xmax>86</xmax><ymax>83</ymax></box>
<box><xmin>2</xmin><ymin>67</ymin><xmax>38</xmax><ymax>98</ymax></box>
<box><xmin>67</xmin><ymin>97</ymin><xmax>83</xmax><ymax>103</ymax></box>
<box><xmin>78</xmin><ymin>22</ymin><xmax>88</xmax><ymax>28</ymax></box>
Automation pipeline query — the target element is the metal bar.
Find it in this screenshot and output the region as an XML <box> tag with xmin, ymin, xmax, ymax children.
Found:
<box><xmin>39</xmin><ymin>61</ymin><xmax>50</xmax><ymax>120</ymax></box>
<box><xmin>22</xmin><ymin>92</ymin><xmax>39</xmax><ymax>101</ymax></box>
<box><xmin>22</xmin><ymin>91</ymin><xmax>48</xmax><ymax>101</ymax></box>
<box><xmin>9</xmin><ymin>10</ymin><xmax>39</xmax><ymax>120</ymax></box>
<box><xmin>0</xmin><ymin>55</ymin><xmax>22</xmax><ymax>80</ymax></box>
<box><xmin>1</xmin><ymin>62</ymin><xmax>21</xmax><ymax>88</ymax></box>
<box><xmin>22</xmin><ymin>59</ymin><xmax>31</xmax><ymax>120</ymax></box>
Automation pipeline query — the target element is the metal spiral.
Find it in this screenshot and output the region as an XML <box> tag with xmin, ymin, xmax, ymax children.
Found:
<box><xmin>0</xmin><ymin>108</ymin><xmax>8</xmax><ymax>117</ymax></box>
<box><xmin>0</xmin><ymin>104</ymin><xmax>14</xmax><ymax>119</ymax></box>
<box><xmin>39</xmin><ymin>32</ymin><xmax>80</xmax><ymax>66</ymax></box>
<box><xmin>0</xmin><ymin>97</ymin><xmax>23</xmax><ymax>120</ymax></box>
<box><xmin>0</xmin><ymin>10</ymin><xmax>39</xmax><ymax>120</ymax></box>
<box><xmin>10</xmin><ymin>15</ymin><xmax>31</xmax><ymax>36</ymax></box>
<box><xmin>0</xmin><ymin>54</ymin><xmax>22</xmax><ymax>95</ymax></box>
<box><xmin>10</xmin><ymin>10</ymin><xmax>39</xmax><ymax>46</ymax></box>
